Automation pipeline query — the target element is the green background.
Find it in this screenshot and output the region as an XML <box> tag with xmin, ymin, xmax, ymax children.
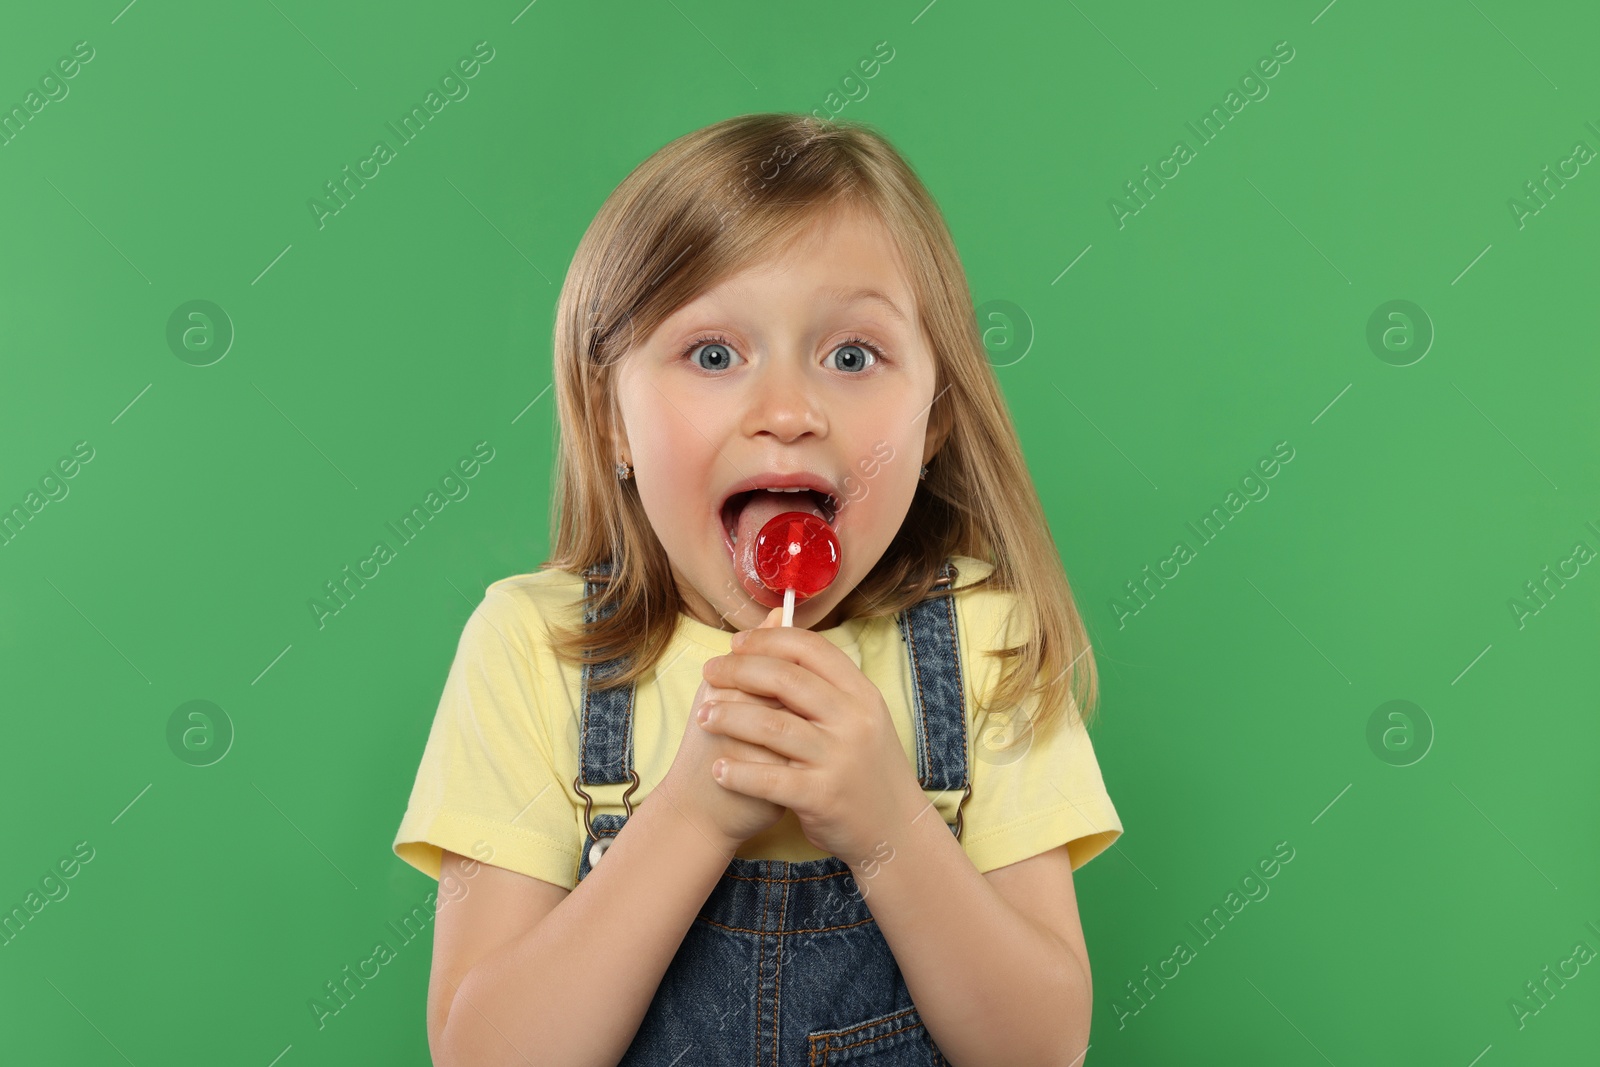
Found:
<box><xmin>3</xmin><ymin>0</ymin><xmax>1596</xmax><ymax>1063</ymax></box>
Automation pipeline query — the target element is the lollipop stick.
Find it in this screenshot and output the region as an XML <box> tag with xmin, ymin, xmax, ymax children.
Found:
<box><xmin>782</xmin><ymin>587</ymin><xmax>795</xmax><ymax>628</ymax></box>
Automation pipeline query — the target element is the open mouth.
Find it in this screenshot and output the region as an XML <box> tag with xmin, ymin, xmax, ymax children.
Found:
<box><xmin>719</xmin><ymin>487</ymin><xmax>839</xmax><ymax>556</ymax></box>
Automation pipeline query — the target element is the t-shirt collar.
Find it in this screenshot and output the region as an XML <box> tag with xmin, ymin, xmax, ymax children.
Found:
<box><xmin>673</xmin><ymin>608</ymin><xmax>868</xmax><ymax>653</ymax></box>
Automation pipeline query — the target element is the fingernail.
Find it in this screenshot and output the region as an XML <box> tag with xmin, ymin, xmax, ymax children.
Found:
<box><xmin>730</xmin><ymin>630</ymin><xmax>747</xmax><ymax>649</ymax></box>
<box><xmin>697</xmin><ymin>703</ymin><xmax>712</xmax><ymax>724</ymax></box>
<box><xmin>713</xmin><ymin>760</ymin><xmax>727</xmax><ymax>780</ymax></box>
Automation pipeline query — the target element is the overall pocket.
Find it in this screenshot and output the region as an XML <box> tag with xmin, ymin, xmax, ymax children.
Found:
<box><xmin>805</xmin><ymin>1004</ymin><xmax>949</xmax><ymax>1065</ymax></box>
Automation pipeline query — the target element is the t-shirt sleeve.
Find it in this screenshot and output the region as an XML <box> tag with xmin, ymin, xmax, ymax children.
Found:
<box><xmin>956</xmin><ymin>589</ymin><xmax>1124</xmax><ymax>875</ymax></box>
<box><xmin>392</xmin><ymin>586</ymin><xmax>581</xmax><ymax>890</ymax></box>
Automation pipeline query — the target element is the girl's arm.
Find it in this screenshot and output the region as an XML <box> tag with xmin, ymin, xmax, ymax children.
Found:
<box><xmin>434</xmin><ymin>796</ymin><xmax>740</xmax><ymax>1067</ymax></box>
<box><xmin>852</xmin><ymin>789</ymin><xmax>1093</xmax><ymax>1067</ymax></box>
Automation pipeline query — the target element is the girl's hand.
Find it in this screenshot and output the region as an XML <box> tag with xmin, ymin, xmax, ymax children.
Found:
<box><xmin>657</xmin><ymin>609</ymin><xmax>791</xmax><ymax>853</ymax></box>
<box><xmin>698</xmin><ymin>607</ymin><xmax>926</xmax><ymax>864</ymax></box>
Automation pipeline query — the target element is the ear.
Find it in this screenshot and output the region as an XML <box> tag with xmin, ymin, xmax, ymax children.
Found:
<box><xmin>605</xmin><ymin>410</ymin><xmax>630</xmax><ymax>466</ymax></box>
<box><xmin>922</xmin><ymin>377</ymin><xmax>953</xmax><ymax>464</ymax></box>
<box><xmin>596</xmin><ymin>376</ymin><xmax>630</xmax><ymax>465</ymax></box>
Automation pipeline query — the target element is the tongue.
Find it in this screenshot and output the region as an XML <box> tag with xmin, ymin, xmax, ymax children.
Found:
<box><xmin>729</xmin><ymin>493</ymin><xmax>843</xmax><ymax>607</ymax></box>
<box><xmin>733</xmin><ymin>491</ymin><xmax>824</xmax><ymax>550</ymax></box>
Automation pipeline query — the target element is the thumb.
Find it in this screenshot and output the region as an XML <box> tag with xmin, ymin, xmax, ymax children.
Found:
<box><xmin>757</xmin><ymin>605</ymin><xmax>783</xmax><ymax>629</ymax></box>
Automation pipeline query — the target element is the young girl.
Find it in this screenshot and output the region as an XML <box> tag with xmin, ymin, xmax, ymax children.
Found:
<box><xmin>393</xmin><ymin>112</ymin><xmax>1123</xmax><ymax>1067</ymax></box>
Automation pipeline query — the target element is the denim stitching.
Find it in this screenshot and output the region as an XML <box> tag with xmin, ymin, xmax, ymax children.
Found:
<box><xmin>904</xmin><ymin>604</ymin><xmax>931</xmax><ymax>788</ymax></box>
<box><xmin>940</xmin><ymin>589</ymin><xmax>970</xmax><ymax>793</ymax></box>
<box><xmin>830</xmin><ymin>1020</ymin><xmax>925</xmax><ymax>1053</ymax></box>
<box><xmin>910</xmin><ymin>602</ymin><xmax>936</xmax><ymax>788</ymax></box>
<box><xmin>772</xmin><ymin>861</ymin><xmax>791</xmax><ymax>1067</ymax></box>
<box><xmin>694</xmin><ymin>914</ymin><xmax>877</xmax><ymax>936</ymax></box>
<box><xmin>814</xmin><ymin>1005</ymin><xmax>918</xmax><ymax>1039</ymax></box>
<box><xmin>757</xmin><ymin>867</ymin><xmax>772</xmax><ymax>1065</ymax></box>
<box><xmin>806</xmin><ymin>1006</ymin><xmax>926</xmax><ymax>1064</ymax></box>
<box><xmin>717</xmin><ymin>868</ymin><xmax>862</xmax><ymax>884</ymax></box>
<box><xmin>579</xmin><ymin>570</ymin><xmax>599</xmax><ymax>789</ymax></box>
<box><xmin>622</xmin><ymin>668</ymin><xmax>636</xmax><ymax>785</ymax></box>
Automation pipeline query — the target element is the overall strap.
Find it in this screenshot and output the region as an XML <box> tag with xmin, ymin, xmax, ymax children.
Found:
<box><xmin>574</xmin><ymin>560</ymin><xmax>640</xmax><ymax>796</ymax></box>
<box><xmin>896</xmin><ymin>558</ymin><xmax>975</xmax><ymax>836</ymax></box>
<box><xmin>572</xmin><ymin>559</ymin><xmax>641</xmax><ymax>871</ymax></box>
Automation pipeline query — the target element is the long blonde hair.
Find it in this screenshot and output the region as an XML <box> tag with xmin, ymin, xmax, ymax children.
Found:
<box><xmin>542</xmin><ymin>112</ymin><xmax>1099</xmax><ymax>742</ymax></box>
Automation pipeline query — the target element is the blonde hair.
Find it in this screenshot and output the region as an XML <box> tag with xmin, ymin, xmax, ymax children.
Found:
<box><xmin>542</xmin><ymin>112</ymin><xmax>1099</xmax><ymax>743</ymax></box>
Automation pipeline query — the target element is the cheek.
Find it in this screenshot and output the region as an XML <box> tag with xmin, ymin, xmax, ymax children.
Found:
<box><xmin>635</xmin><ymin>452</ymin><xmax>698</xmax><ymax>520</ymax></box>
<box><xmin>837</xmin><ymin>434</ymin><xmax>920</xmax><ymax>521</ymax></box>
<box><xmin>628</xmin><ymin>404</ymin><xmax>722</xmax><ymax>520</ymax></box>
<box><xmin>633</xmin><ymin>381</ymin><xmax>723</xmax><ymax>450</ymax></box>
<box><xmin>622</xmin><ymin>378</ymin><xmax>688</xmax><ymax>462</ymax></box>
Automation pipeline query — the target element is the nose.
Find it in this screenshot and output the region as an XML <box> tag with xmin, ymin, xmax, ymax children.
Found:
<box><xmin>739</xmin><ymin>349</ymin><xmax>827</xmax><ymax>442</ymax></box>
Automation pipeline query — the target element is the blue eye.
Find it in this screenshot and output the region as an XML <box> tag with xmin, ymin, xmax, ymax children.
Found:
<box><xmin>825</xmin><ymin>337</ymin><xmax>883</xmax><ymax>373</ymax></box>
<box><xmin>678</xmin><ymin>333</ymin><xmax>886</xmax><ymax>373</ymax></box>
<box><xmin>685</xmin><ymin>338</ymin><xmax>742</xmax><ymax>372</ymax></box>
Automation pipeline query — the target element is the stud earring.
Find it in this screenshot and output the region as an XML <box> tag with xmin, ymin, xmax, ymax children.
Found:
<box><xmin>919</xmin><ymin>464</ymin><xmax>929</xmax><ymax>481</ymax></box>
<box><xmin>615</xmin><ymin>460</ymin><xmax>634</xmax><ymax>481</ymax></box>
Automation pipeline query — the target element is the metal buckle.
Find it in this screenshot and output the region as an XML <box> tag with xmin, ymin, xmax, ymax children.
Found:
<box><xmin>573</xmin><ymin>768</ymin><xmax>640</xmax><ymax>843</ymax></box>
<box><xmin>952</xmin><ymin>780</ymin><xmax>973</xmax><ymax>839</ymax></box>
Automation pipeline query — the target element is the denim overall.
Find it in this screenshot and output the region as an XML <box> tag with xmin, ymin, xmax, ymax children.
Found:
<box><xmin>572</xmin><ymin>558</ymin><xmax>974</xmax><ymax>1066</ymax></box>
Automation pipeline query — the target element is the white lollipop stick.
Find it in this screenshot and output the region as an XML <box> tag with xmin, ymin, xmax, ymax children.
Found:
<box><xmin>781</xmin><ymin>587</ymin><xmax>795</xmax><ymax>628</ymax></box>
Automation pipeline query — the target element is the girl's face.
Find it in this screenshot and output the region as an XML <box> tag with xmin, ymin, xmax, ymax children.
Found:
<box><xmin>610</xmin><ymin>205</ymin><xmax>943</xmax><ymax>633</ymax></box>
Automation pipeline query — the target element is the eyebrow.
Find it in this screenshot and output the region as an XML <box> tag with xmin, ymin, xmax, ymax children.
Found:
<box><xmin>821</xmin><ymin>286</ymin><xmax>910</xmax><ymax>325</ymax></box>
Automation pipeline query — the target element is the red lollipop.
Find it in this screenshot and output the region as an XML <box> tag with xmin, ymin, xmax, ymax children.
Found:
<box><xmin>737</xmin><ymin>511</ymin><xmax>841</xmax><ymax>626</ymax></box>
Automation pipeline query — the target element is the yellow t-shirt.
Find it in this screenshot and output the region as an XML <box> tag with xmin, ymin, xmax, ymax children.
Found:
<box><xmin>392</xmin><ymin>555</ymin><xmax>1122</xmax><ymax>890</ymax></box>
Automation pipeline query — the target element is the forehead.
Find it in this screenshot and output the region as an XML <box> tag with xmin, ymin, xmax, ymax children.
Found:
<box><xmin>675</xmin><ymin>207</ymin><xmax>917</xmax><ymax>324</ymax></box>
